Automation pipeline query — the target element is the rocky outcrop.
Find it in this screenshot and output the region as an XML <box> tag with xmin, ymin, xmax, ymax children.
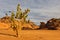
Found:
<box><xmin>46</xmin><ymin>18</ymin><xmax>60</xmax><ymax>30</ymax></box>
<box><xmin>39</xmin><ymin>22</ymin><xmax>47</xmax><ymax>29</ymax></box>
<box><xmin>40</xmin><ymin>18</ymin><xmax>60</xmax><ymax>30</ymax></box>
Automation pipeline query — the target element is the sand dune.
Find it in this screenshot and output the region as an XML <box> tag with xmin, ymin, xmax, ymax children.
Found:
<box><xmin>0</xmin><ymin>22</ymin><xmax>10</xmax><ymax>29</ymax></box>
<box><xmin>0</xmin><ymin>29</ymin><xmax>60</xmax><ymax>40</ymax></box>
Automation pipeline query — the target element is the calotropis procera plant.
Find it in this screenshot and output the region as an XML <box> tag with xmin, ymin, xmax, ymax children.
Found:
<box><xmin>11</xmin><ymin>11</ymin><xmax>18</xmax><ymax>37</ymax></box>
<box><xmin>15</xmin><ymin>4</ymin><xmax>30</xmax><ymax>22</ymax></box>
<box><xmin>11</xmin><ymin>11</ymin><xmax>15</xmax><ymax>21</ymax></box>
<box><xmin>22</xmin><ymin>8</ymin><xmax>30</xmax><ymax>22</ymax></box>
<box><xmin>15</xmin><ymin>4</ymin><xmax>22</xmax><ymax>19</ymax></box>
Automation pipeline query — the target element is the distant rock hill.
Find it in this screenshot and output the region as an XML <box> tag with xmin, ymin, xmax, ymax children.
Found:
<box><xmin>40</xmin><ymin>18</ymin><xmax>60</xmax><ymax>30</ymax></box>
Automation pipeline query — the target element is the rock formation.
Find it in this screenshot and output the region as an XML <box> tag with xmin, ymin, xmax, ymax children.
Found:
<box><xmin>40</xmin><ymin>18</ymin><xmax>60</xmax><ymax>30</ymax></box>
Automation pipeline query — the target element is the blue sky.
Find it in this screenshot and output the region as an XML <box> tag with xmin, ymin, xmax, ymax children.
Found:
<box><xmin>0</xmin><ymin>0</ymin><xmax>60</xmax><ymax>25</ymax></box>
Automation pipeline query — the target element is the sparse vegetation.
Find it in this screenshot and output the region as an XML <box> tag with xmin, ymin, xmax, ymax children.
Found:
<box><xmin>0</xmin><ymin>3</ymin><xmax>60</xmax><ymax>38</ymax></box>
<box><xmin>11</xmin><ymin>11</ymin><xmax>15</xmax><ymax>21</ymax></box>
<box><xmin>0</xmin><ymin>3</ymin><xmax>60</xmax><ymax>31</ymax></box>
<box><xmin>15</xmin><ymin>4</ymin><xmax>30</xmax><ymax>22</ymax></box>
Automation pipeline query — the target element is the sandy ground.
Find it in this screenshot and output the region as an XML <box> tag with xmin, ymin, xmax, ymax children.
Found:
<box><xmin>0</xmin><ymin>29</ymin><xmax>60</xmax><ymax>40</ymax></box>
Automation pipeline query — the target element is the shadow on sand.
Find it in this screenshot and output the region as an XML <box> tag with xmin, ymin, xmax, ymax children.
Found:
<box><xmin>0</xmin><ymin>32</ymin><xmax>18</xmax><ymax>37</ymax></box>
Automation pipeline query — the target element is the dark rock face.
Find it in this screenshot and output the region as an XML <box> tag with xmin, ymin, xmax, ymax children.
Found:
<box><xmin>39</xmin><ymin>22</ymin><xmax>46</xmax><ymax>29</ymax></box>
<box><xmin>46</xmin><ymin>18</ymin><xmax>60</xmax><ymax>30</ymax></box>
<box><xmin>40</xmin><ymin>18</ymin><xmax>60</xmax><ymax>30</ymax></box>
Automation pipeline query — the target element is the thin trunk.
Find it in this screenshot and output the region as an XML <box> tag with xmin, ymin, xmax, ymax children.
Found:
<box><xmin>15</xmin><ymin>27</ymin><xmax>18</xmax><ymax>37</ymax></box>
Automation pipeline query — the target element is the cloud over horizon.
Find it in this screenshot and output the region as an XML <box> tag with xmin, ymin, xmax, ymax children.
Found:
<box><xmin>0</xmin><ymin>0</ymin><xmax>60</xmax><ymax>25</ymax></box>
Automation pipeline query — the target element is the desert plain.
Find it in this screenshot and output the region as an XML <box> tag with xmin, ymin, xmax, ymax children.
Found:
<box><xmin>0</xmin><ymin>29</ymin><xmax>60</xmax><ymax>40</ymax></box>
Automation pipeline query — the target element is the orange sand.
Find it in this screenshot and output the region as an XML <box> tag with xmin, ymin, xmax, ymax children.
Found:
<box><xmin>0</xmin><ymin>29</ymin><xmax>60</xmax><ymax>40</ymax></box>
<box><xmin>0</xmin><ymin>22</ymin><xmax>10</xmax><ymax>29</ymax></box>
